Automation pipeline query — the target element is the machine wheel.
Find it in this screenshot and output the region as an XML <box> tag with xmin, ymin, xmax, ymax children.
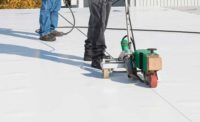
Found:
<box><xmin>103</xmin><ymin>69</ymin><xmax>110</xmax><ymax>79</ymax></box>
<box><xmin>149</xmin><ymin>73</ymin><xmax>158</xmax><ymax>88</ymax></box>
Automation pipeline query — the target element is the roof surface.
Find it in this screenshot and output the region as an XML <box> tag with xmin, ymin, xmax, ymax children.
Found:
<box><xmin>0</xmin><ymin>7</ymin><xmax>200</xmax><ymax>122</ymax></box>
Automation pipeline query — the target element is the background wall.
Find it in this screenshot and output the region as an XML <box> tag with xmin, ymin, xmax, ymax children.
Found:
<box><xmin>132</xmin><ymin>0</ymin><xmax>200</xmax><ymax>7</ymax></box>
<box><xmin>77</xmin><ymin>0</ymin><xmax>200</xmax><ymax>7</ymax></box>
<box><xmin>1</xmin><ymin>0</ymin><xmax>200</xmax><ymax>9</ymax></box>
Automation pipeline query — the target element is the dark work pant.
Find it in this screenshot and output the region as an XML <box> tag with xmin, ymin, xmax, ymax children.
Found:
<box><xmin>85</xmin><ymin>0</ymin><xmax>112</xmax><ymax>58</ymax></box>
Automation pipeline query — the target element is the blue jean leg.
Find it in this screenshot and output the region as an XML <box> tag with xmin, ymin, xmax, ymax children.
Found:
<box><xmin>50</xmin><ymin>0</ymin><xmax>61</xmax><ymax>31</ymax></box>
<box><xmin>39</xmin><ymin>0</ymin><xmax>61</xmax><ymax>36</ymax></box>
<box><xmin>39</xmin><ymin>0</ymin><xmax>52</xmax><ymax>36</ymax></box>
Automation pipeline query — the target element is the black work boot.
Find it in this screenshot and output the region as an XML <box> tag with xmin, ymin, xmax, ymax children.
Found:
<box><xmin>102</xmin><ymin>53</ymin><xmax>111</xmax><ymax>59</ymax></box>
<box><xmin>84</xmin><ymin>40</ymin><xmax>93</xmax><ymax>61</ymax></box>
<box><xmin>50</xmin><ymin>30</ymin><xmax>64</xmax><ymax>37</ymax></box>
<box><xmin>84</xmin><ymin>49</ymin><xmax>93</xmax><ymax>61</ymax></box>
<box><xmin>40</xmin><ymin>33</ymin><xmax>56</xmax><ymax>41</ymax></box>
<box><xmin>84</xmin><ymin>51</ymin><xmax>111</xmax><ymax>61</ymax></box>
<box><xmin>91</xmin><ymin>56</ymin><xmax>103</xmax><ymax>70</ymax></box>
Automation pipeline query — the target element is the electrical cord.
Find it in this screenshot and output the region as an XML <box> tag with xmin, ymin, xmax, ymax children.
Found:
<box><xmin>58</xmin><ymin>25</ymin><xmax>200</xmax><ymax>34</ymax></box>
<box><xmin>59</xmin><ymin>5</ymin><xmax>87</xmax><ymax>37</ymax></box>
<box><xmin>59</xmin><ymin>0</ymin><xmax>200</xmax><ymax>36</ymax></box>
<box><xmin>59</xmin><ymin>2</ymin><xmax>113</xmax><ymax>58</ymax></box>
<box><xmin>58</xmin><ymin>1</ymin><xmax>200</xmax><ymax>60</ymax></box>
<box><xmin>59</xmin><ymin>2</ymin><xmax>76</xmax><ymax>36</ymax></box>
<box><xmin>58</xmin><ymin>1</ymin><xmax>200</xmax><ymax>35</ymax></box>
<box><xmin>58</xmin><ymin>4</ymin><xmax>195</xmax><ymax>120</ymax></box>
<box><xmin>58</xmin><ymin>0</ymin><xmax>124</xmax><ymax>37</ymax></box>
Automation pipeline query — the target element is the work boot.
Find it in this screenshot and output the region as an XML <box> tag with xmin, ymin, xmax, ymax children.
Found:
<box><xmin>84</xmin><ymin>53</ymin><xmax>92</xmax><ymax>61</ymax></box>
<box><xmin>40</xmin><ymin>33</ymin><xmax>56</xmax><ymax>41</ymax></box>
<box><xmin>50</xmin><ymin>30</ymin><xmax>64</xmax><ymax>37</ymax></box>
<box><xmin>84</xmin><ymin>49</ymin><xmax>93</xmax><ymax>61</ymax></box>
<box><xmin>91</xmin><ymin>56</ymin><xmax>103</xmax><ymax>70</ymax></box>
<box><xmin>84</xmin><ymin>52</ymin><xmax>111</xmax><ymax>61</ymax></box>
<box><xmin>103</xmin><ymin>53</ymin><xmax>111</xmax><ymax>59</ymax></box>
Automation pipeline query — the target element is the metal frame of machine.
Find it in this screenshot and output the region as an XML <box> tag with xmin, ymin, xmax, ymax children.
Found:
<box><xmin>101</xmin><ymin>0</ymin><xmax>162</xmax><ymax>88</ymax></box>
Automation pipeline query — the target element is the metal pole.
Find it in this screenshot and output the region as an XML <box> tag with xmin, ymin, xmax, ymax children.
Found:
<box><xmin>124</xmin><ymin>0</ymin><xmax>136</xmax><ymax>51</ymax></box>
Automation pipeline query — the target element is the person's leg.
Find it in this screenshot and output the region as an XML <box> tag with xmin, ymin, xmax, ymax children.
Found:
<box><xmin>95</xmin><ymin>0</ymin><xmax>112</xmax><ymax>48</ymax></box>
<box><xmin>50</xmin><ymin>0</ymin><xmax>61</xmax><ymax>31</ymax></box>
<box><xmin>91</xmin><ymin>0</ymin><xmax>112</xmax><ymax>69</ymax></box>
<box><xmin>39</xmin><ymin>0</ymin><xmax>51</xmax><ymax>36</ymax></box>
<box><xmin>105</xmin><ymin>0</ymin><xmax>112</xmax><ymax>28</ymax></box>
<box><xmin>49</xmin><ymin>0</ymin><xmax>64</xmax><ymax>37</ymax></box>
<box><xmin>84</xmin><ymin>38</ymin><xmax>93</xmax><ymax>61</ymax></box>
<box><xmin>39</xmin><ymin>0</ymin><xmax>56</xmax><ymax>41</ymax></box>
<box><xmin>84</xmin><ymin>0</ymin><xmax>98</xmax><ymax>61</ymax></box>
